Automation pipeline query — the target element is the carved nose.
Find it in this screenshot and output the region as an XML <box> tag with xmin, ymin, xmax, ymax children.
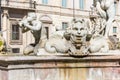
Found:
<box><xmin>77</xmin><ymin>30</ymin><xmax>81</xmax><ymax>34</ymax></box>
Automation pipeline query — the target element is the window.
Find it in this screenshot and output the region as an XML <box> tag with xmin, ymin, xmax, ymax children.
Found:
<box><xmin>42</xmin><ymin>0</ymin><xmax>48</xmax><ymax>4</ymax></box>
<box><xmin>10</xmin><ymin>20</ymin><xmax>22</xmax><ymax>44</ymax></box>
<box><xmin>12</xmin><ymin>48</ymin><xmax>20</xmax><ymax>53</ymax></box>
<box><xmin>79</xmin><ymin>0</ymin><xmax>84</xmax><ymax>10</ymax></box>
<box><xmin>114</xmin><ymin>2</ymin><xmax>118</xmax><ymax>14</ymax></box>
<box><xmin>113</xmin><ymin>27</ymin><xmax>117</xmax><ymax>33</ymax></box>
<box><xmin>62</xmin><ymin>0</ymin><xmax>67</xmax><ymax>8</ymax></box>
<box><xmin>12</xmin><ymin>25</ymin><xmax>20</xmax><ymax>40</ymax></box>
<box><xmin>62</xmin><ymin>22</ymin><xmax>68</xmax><ymax>30</ymax></box>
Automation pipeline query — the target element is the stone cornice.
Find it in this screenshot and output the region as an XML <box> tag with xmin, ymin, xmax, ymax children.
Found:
<box><xmin>37</xmin><ymin>10</ymin><xmax>89</xmax><ymax>18</ymax></box>
<box><xmin>0</xmin><ymin>54</ymin><xmax>120</xmax><ymax>70</ymax></box>
<box><xmin>1</xmin><ymin>6</ymin><xmax>36</xmax><ymax>11</ymax></box>
<box><xmin>37</xmin><ymin>3</ymin><xmax>90</xmax><ymax>12</ymax></box>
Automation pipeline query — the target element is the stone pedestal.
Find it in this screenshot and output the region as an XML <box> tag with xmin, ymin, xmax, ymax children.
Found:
<box><xmin>0</xmin><ymin>54</ymin><xmax>120</xmax><ymax>80</ymax></box>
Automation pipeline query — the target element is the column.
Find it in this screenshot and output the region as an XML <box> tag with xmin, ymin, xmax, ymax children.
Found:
<box><xmin>2</xmin><ymin>9</ymin><xmax>8</xmax><ymax>42</ymax></box>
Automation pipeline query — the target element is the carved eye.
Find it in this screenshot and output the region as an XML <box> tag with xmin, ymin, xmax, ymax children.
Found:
<box><xmin>73</xmin><ymin>27</ymin><xmax>78</xmax><ymax>30</ymax></box>
<box><xmin>80</xmin><ymin>28</ymin><xmax>84</xmax><ymax>30</ymax></box>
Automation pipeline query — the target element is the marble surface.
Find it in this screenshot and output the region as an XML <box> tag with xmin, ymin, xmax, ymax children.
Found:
<box><xmin>0</xmin><ymin>55</ymin><xmax>120</xmax><ymax>80</ymax></box>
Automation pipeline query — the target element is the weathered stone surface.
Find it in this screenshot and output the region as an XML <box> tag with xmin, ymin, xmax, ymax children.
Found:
<box><xmin>0</xmin><ymin>55</ymin><xmax>120</xmax><ymax>80</ymax></box>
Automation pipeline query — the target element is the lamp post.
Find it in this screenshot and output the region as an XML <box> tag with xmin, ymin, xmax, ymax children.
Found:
<box><xmin>71</xmin><ymin>0</ymin><xmax>75</xmax><ymax>30</ymax></box>
<box><xmin>33</xmin><ymin>0</ymin><xmax>36</xmax><ymax>9</ymax></box>
<box><xmin>73</xmin><ymin>0</ymin><xmax>75</xmax><ymax>21</ymax></box>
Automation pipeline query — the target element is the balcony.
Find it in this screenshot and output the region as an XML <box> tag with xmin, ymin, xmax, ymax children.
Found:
<box><xmin>1</xmin><ymin>0</ymin><xmax>36</xmax><ymax>10</ymax></box>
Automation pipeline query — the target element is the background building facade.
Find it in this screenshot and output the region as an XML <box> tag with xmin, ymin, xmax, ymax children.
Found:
<box><xmin>1</xmin><ymin>0</ymin><xmax>120</xmax><ymax>54</ymax></box>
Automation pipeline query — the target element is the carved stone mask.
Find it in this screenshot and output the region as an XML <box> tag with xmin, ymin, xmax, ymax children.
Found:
<box><xmin>72</xmin><ymin>21</ymin><xmax>87</xmax><ymax>37</ymax></box>
<box><xmin>70</xmin><ymin>20</ymin><xmax>88</xmax><ymax>43</ymax></box>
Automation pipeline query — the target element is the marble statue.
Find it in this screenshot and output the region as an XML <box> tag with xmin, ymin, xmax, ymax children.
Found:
<box><xmin>87</xmin><ymin>33</ymin><xmax>109</xmax><ymax>53</ymax></box>
<box><xmin>41</xmin><ymin>19</ymin><xmax>89</xmax><ymax>55</ymax></box>
<box><xmin>18</xmin><ymin>0</ymin><xmax>117</xmax><ymax>56</ymax></box>
<box><xmin>18</xmin><ymin>12</ymin><xmax>112</xmax><ymax>55</ymax></box>
<box><xmin>19</xmin><ymin>12</ymin><xmax>42</xmax><ymax>55</ymax></box>
<box><xmin>64</xmin><ymin>19</ymin><xmax>89</xmax><ymax>55</ymax></box>
<box><xmin>44</xmin><ymin>35</ymin><xmax>70</xmax><ymax>53</ymax></box>
<box><xmin>66</xmin><ymin>18</ymin><xmax>109</xmax><ymax>54</ymax></box>
<box><xmin>93</xmin><ymin>0</ymin><xmax>116</xmax><ymax>38</ymax></box>
<box><xmin>84</xmin><ymin>17</ymin><xmax>110</xmax><ymax>53</ymax></box>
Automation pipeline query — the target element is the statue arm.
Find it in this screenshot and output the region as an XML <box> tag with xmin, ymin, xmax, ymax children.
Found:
<box><xmin>21</xmin><ymin>27</ymin><xmax>30</xmax><ymax>33</ymax></box>
<box><xmin>96</xmin><ymin>1</ymin><xmax>107</xmax><ymax>19</ymax></box>
<box><xmin>93</xmin><ymin>0</ymin><xmax>97</xmax><ymax>7</ymax></box>
<box><xmin>18</xmin><ymin>20</ymin><xmax>29</xmax><ymax>33</ymax></box>
<box><xmin>23</xmin><ymin>21</ymin><xmax>42</xmax><ymax>31</ymax></box>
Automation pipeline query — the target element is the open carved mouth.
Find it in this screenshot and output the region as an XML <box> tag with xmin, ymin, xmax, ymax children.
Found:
<box><xmin>76</xmin><ymin>37</ymin><xmax>82</xmax><ymax>41</ymax></box>
<box><xmin>76</xmin><ymin>35</ymin><xmax>82</xmax><ymax>37</ymax></box>
<box><xmin>70</xmin><ymin>35</ymin><xmax>82</xmax><ymax>44</ymax></box>
<box><xmin>72</xmin><ymin>34</ymin><xmax>82</xmax><ymax>37</ymax></box>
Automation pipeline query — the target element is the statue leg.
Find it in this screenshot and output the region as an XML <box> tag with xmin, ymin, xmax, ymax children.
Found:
<box><xmin>105</xmin><ymin>4</ymin><xmax>115</xmax><ymax>38</ymax></box>
<box><xmin>23</xmin><ymin>44</ymin><xmax>35</xmax><ymax>55</ymax></box>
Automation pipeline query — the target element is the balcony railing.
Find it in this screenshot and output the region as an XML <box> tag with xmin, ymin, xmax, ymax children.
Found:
<box><xmin>1</xmin><ymin>0</ymin><xmax>36</xmax><ymax>9</ymax></box>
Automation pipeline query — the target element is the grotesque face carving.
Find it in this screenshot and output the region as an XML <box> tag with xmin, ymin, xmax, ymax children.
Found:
<box><xmin>72</xmin><ymin>21</ymin><xmax>87</xmax><ymax>36</ymax></box>
<box><xmin>70</xmin><ymin>20</ymin><xmax>88</xmax><ymax>44</ymax></box>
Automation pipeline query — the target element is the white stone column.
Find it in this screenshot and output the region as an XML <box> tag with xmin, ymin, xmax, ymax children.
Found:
<box><xmin>2</xmin><ymin>9</ymin><xmax>8</xmax><ymax>43</ymax></box>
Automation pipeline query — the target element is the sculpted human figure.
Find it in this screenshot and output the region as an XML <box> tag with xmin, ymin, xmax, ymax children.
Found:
<box><xmin>19</xmin><ymin>12</ymin><xmax>42</xmax><ymax>55</ymax></box>
<box><xmin>94</xmin><ymin>0</ymin><xmax>115</xmax><ymax>38</ymax></box>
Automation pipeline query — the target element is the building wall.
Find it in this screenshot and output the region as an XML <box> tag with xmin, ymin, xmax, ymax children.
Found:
<box><xmin>1</xmin><ymin>0</ymin><xmax>120</xmax><ymax>54</ymax></box>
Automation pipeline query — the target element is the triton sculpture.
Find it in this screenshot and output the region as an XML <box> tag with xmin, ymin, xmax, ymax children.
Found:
<box><xmin>19</xmin><ymin>12</ymin><xmax>43</xmax><ymax>55</ymax></box>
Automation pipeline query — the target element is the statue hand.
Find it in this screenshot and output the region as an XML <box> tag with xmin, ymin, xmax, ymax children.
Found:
<box><xmin>18</xmin><ymin>22</ymin><xmax>23</xmax><ymax>27</ymax></box>
<box><xmin>21</xmin><ymin>27</ymin><xmax>30</xmax><ymax>33</ymax></box>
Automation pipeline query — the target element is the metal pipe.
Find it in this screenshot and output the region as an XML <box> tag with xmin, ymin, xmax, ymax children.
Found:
<box><xmin>73</xmin><ymin>0</ymin><xmax>75</xmax><ymax>21</ymax></box>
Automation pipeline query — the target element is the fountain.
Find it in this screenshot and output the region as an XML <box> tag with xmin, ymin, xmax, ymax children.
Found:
<box><xmin>0</xmin><ymin>0</ymin><xmax>120</xmax><ymax>80</ymax></box>
<box><xmin>18</xmin><ymin>0</ymin><xmax>119</xmax><ymax>56</ymax></box>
